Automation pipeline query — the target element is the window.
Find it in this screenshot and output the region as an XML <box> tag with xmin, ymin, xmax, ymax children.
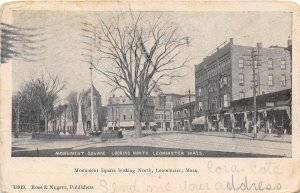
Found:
<box><xmin>223</xmin><ymin>94</ymin><xmax>230</xmax><ymax>107</ymax></box>
<box><xmin>239</xmin><ymin>91</ymin><xmax>245</xmax><ymax>99</ymax></box>
<box><xmin>219</xmin><ymin>96</ymin><xmax>223</xmax><ymax>108</ymax></box>
<box><xmin>254</xmin><ymin>60</ymin><xmax>258</xmax><ymax>69</ymax></box>
<box><xmin>239</xmin><ymin>73</ymin><xmax>244</xmax><ymax>85</ymax></box>
<box><xmin>130</xmin><ymin>115</ymin><xmax>133</xmax><ymax>119</ymax></box>
<box><xmin>198</xmin><ymin>88</ymin><xmax>202</xmax><ymax>96</ymax></box>
<box><xmin>254</xmin><ymin>73</ymin><xmax>258</xmax><ymax>86</ymax></box>
<box><xmin>268</xmin><ymin>74</ymin><xmax>273</xmax><ymax>86</ymax></box>
<box><xmin>223</xmin><ymin>77</ymin><xmax>228</xmax><ymax>87</ymax></box>
<box><xmin>123</xmin><ymin>115</ymin><xmax>126</xmax><ymax>120</ymax></box>
<box><xmin>238</xmin><ymin>58</ymin><xmax>244</xmax><ymax>68</ymax></box>
<box><xmin>211</xmin><ymin>103</ymin><xmax>216</xmax><ymax>110</ymax></box>
<box><xmin>281</xmin><ymin>75</ymin><xmax>286</xmax><ymax>86</ymax></box>
<box><xmin>209</xmin><ymin>82</ymin><xmax>216</xmax><ymax>92</ymax></box>
<box><xmin>268</xmin><ymin>58</ymin><xmax>273</xmax><ymax>69</ymax></box>
<box><xmin>281</xmin><ymin>59</ymin><xmax>286</xmax><ymax>70</ymax></box>
<box><xmin>220</xmin><ymin>78</ymin><xmax>223</xmax><ymax>88</ymax></box>
<box><xmin>198</xmin><ymin>102</ymin><xmax>203</xmax><ymax>112</ymax></box>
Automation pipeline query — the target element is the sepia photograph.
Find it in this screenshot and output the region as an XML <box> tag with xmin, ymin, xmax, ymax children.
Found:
<box><xmin>6</xmin><ymin>10</ymin><xmax>292</xmax><ymax>157</ymax></box>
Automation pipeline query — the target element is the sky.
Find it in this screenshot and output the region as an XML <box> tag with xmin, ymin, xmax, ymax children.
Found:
<box><xmin>12</xmin><ymin>11</ymin><xmax>292</xmax><ymax>105</ymax></box>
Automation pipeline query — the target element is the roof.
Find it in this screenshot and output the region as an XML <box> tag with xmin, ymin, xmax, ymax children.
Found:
<box><xmin>231</xmin><ymin>89</ymin><xmax>291</xmax><ymax>105</ymax></box>
<box><xmin>173</xmin><ymin>101</ymin><xmax>196</xmax><ymax>111</ymax></box>
<box><xmin>231</xmin><ymin>89</ymin><xmax>291</xmax><ymax>112</ymax></box>
<box><xmin>82</xmin><ymin>85</ymin><xmax>101</xmax><ymax>97</ymax></box>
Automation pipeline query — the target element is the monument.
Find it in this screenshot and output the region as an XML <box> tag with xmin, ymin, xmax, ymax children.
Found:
<box><xmin>76</xmin><ymin>94</ymin><xmax>85</xmax><ymax>135</ymax></box>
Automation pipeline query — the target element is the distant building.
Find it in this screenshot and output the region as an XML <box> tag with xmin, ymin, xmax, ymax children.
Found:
<box><xmin>173</xmin><ymin>101</ymin><xmax>196</xmax><ymax>131</ymax></box>
<box><xmin>195</xmin><ymin>38</ymin><xmax>292</xmax><ymax>133</ymax></box>
<box><xmin>152</xmin><ymin>93</ymin><xmax>182</xmax><ymax>131</ymax></box>
<box><xmin>180</xmin><ymin>94</ymin><xmax>195</xmax><ymax>105</ymax></box>
<box><xmin>106</xmin><ymin>95</ymin><xmax>155</xmax><ymax>130</ymax></box>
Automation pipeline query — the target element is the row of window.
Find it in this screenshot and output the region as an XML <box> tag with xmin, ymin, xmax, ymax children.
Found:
<box><xmin>173</xmin><ymin>109</ymin><xmax>192</xmax><ymax>118</ymax></box>
<box><xmin>207</xmin><ymin>59</ymin><xmax>231</xmax><ymax>79</ymax></box>
<box><xmin>155</xmin><ymin>114</ymin><xmax>170</xmax><ymax>120</ymax></box>
<box><xmin>197</xmin><ymin>57</ymin><xmax>288</xmax><ymax>85</ymax></box>
<box><xmin>110</xmin><ymin>107</ymin><xmax>133</xmax><ymax>114</ymax></box>
<box><xmin>197</xmin><ymin>94</ymin><xmax>231</xmax><ymax>112</ymax></box>
<box><xmin>238</xmin><ymin>58</ymin><xmax>287</xmax><ymax>70</ymax></box>
<box><xmin>197</xmin><ymin>76</ymin><xmax>230</xmax><ymax>96</ymax></box>
<box><xmin>238</xmin><ymin>73</ymin><xmax>287</xmax><ymax>87</ymax></box>
<box><xmin>109</xmin><ymin>114</ymin><xmax>133</xmax><ymax>120</ymax></box>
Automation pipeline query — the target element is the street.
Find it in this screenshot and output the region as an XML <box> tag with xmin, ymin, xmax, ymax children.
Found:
<box><xmin>12</xmin><ymin>131</ymin><xmax>291</xmax><ymax>157</ymax></box>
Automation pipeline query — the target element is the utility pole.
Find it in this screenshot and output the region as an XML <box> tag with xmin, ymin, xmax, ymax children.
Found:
<box><xmin>244</xmin><ymin>44</ymin><xmax>261</xmax><ymax>139</ymax></box>
<box><xmin>251</xmin><ymin>47</ymin><xmax>257</xmax><ymax>139</ymax></box>
<box><xmin>81</xmin><ymin>22</ymin><xmax>97</xmax><ymax>134</ymax></box>
<box><xmin>89</xmin><ymin>26</ymin><xmax>97</xmax><ymax>133</ymax></box>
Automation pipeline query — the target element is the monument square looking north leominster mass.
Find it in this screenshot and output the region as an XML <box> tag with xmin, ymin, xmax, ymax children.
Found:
<box><xmin>9</xmin><ymin>11</ymin><xmax>292</xmax><ymax>157</ymax></box>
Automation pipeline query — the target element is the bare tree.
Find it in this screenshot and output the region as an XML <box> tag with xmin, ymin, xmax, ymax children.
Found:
<box><xmin>12</xmin><ymin>74</ymin><xmax>65</xmax><ymax>133</ymax></box>
<box><xmin>31</xmin><ymin>74</ymin><xmax>65</xmax><ymax>133</ymax></box>
<box><xmin>82</xmin><ymin>13</ymin><xmax>190</xmax><ymax>137</ymax></box>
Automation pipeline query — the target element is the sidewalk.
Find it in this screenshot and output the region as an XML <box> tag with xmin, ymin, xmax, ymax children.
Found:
<box><xmin>191</xmin><ymin>131</ymin><xmax>292</xmax><ymax>143</ymax></box>
<box><xmin>123</xmin><ymin>130</ymin><xmax>292</xmax><ymax>143</ymax></box>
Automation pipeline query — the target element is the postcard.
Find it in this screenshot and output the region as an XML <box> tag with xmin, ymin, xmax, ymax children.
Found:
<box><xmin>0</xmin><ymin>0</ymin><xmax>299</xmax><ymax>193</ymax></box>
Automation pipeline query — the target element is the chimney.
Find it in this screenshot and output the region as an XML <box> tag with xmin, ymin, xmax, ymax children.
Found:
<box><xmin>230</xmin><ymin>38</ymin><xmax>233</xmax><ymax>45</ymax></box>
<box><xmin>257</xmin><ymin>42</ymin><xmax>263</xmax><ymax>50</ymax></box>
<box><xmin>287</xmin><ymin>38</ymin><xmax>292</xmax><ymax>47</ymax></box>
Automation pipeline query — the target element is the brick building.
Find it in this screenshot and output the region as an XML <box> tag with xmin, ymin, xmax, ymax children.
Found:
<box><xmin>106</xmin><ymin>95</ymin><xmax>155</xmax><ymax>130</ymax></box>
<box><xmin>195</xmin><ymin>38</ymin><xmax>292</xmax><ymax>133</ymax></box>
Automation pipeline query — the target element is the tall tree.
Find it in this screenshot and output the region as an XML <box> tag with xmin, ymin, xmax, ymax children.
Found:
<box><xmin>82</xmin><ymin>13</ymin><xmax>190</xmax><ymax>137</ymax></box>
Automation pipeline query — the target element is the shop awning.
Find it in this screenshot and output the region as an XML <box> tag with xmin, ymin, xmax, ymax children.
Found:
<box><xmin>192</xmin><ymin>116</ymin><xmax>206</xmax><ymax>125</ymax></box>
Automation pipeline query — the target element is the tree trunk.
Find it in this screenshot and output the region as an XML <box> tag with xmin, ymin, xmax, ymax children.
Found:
<box><xmin>44</xmin><ymin>116</ymin><xmax>48</xmax><ymax>134</ymax></box>
<box><xmin>134</xmin><ymin>103</ymin><xmax>142</xmax><ymax>138</ymax></box>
